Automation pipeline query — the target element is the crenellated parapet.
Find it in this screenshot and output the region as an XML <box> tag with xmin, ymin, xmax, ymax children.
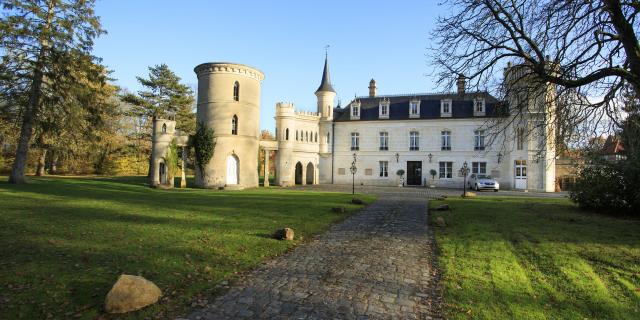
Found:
<box><xmin>194</xmin><ymin>62</ymin><xmax>265</xmax><ymax>81</ymax></box>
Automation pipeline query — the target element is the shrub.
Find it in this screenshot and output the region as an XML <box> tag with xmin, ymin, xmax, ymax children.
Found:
<box><xmin>396</xmin><ymin>169</ymin><xmax>405</xmax><ymax>177</ymax></box>
<box><xmin>569</xmin><ymin>164</ymin><xmax>638</xmax><ymax>215</ymax></box>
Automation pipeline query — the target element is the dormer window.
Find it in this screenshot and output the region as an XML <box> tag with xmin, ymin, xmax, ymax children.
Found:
<box><xmin>441</xmin><ymin>99</ymin><xmax>452</xmax><ymax>117</ymax></box>
<box><xmin>379</xmin><ymin>99</ymin><xmax>390</xmax><ymax>119</ymax></box>
<box><xmin>409</xmin><ymin>99</ymin><xmax>420</xmax><ymax>118</ymax></box>
<box><xmin>474</xmin><ymin>98</ymin><xmax>485</xmax><ymax>116</ymax></box>
<box><xmin>350</xmin><ymin>100</ymin><xmax>361</xmax><ymax>120</ymax></box>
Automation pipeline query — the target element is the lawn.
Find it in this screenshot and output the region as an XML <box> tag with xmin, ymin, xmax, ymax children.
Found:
<box><xmin>0</xmin><ymin>176</ymin><xmax>374</xmax><ymax>319</ymax></box>
<box><xmin>430</xmin><ymin>196</ymin><xmax>640</xmax><ymax>320</ymax></box>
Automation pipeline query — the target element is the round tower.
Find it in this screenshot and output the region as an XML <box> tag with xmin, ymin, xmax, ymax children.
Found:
<box><xmin>193</xmin><ymin>62</ymin><xmax>264</xmax><ymax>188</ymax></box>
<box><xmin>275</xmin><ymin>102</ymin><xmax>296</xmax><ymax>186</ymax></box>
<box><xmin>150</xmin><ymin>118</ymin><xmax>176</xmax><ymax>187</ymax></box>
<box><xmin>315</xmin><ymin>55</ymin><xmax>336</xmax><ymax>155</ymax></box>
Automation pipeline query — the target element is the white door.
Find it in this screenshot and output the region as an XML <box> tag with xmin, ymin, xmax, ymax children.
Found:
<box><xmin>226</xmin><ymin>155</ymin><xmax>238</xmax><ymax>185</ymax></box>
<box><xmin>514</xmin><ymin>160</ymin><xmax>527</xmax><ymax>189</ymax></box>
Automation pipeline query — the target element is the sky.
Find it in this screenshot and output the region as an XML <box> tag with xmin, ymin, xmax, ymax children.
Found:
<box><xmin>93</xmin><ymin>0</ymin><xmax>449</xmax><ymax>132</ymax></box>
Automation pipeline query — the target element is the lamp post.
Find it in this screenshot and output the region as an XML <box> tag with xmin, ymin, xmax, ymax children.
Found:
<box><xmin>350</xmin><ymin>153</ymin><xmax>358</xmax><ymax>195</ymax></box>
<box><xmin>428</xmin><ymin>153</ymin><xmax>433</xmax><ymax>163</ymax></box>
<box><xmin>460</xmin><ymin>161</ymin><xmax>470</xmax><ymax>197</ymax></box>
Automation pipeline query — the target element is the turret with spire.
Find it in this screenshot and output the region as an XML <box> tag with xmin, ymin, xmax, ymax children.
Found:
<box><xmin>315</xmin><ymin>54</ymin><xmax>336</xmax><ymax>120</ymax></box>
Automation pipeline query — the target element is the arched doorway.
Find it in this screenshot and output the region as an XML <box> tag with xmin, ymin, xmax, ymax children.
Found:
<box><xmin>294</xmin><ymin>162</ymin><xmax>303</xmax><ymax>185</ymax></box>
<box><xmin>306</xmin><ymin>162</ymin><xmax>314</xmax><ymax>185</ymax></box>
<box><xmin>226</xmin><ymin>155</ymin><xmax>239</xmax><ymax>185</ymax></box>
<box><xmin>159</xmin><ymin>161</ymin><xmax>167</xmax><ymax>184</ymax></box>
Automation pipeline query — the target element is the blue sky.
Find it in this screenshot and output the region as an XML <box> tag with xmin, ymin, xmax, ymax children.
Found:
<box><xmin>93</xmin><ymin>0</ymin><xmax>448</xmax><ymax>132</ymax></box>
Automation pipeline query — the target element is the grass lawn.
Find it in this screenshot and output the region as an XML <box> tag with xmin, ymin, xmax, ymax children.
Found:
<box><xmin>430</xmin><ymin>196</ymin><xmax>640</xmax><ymax>320</ymax></box>
<box><xmin>0</xmin><ymin>176</ymin><xmax>374</xmax><ymax>319</ymax></box>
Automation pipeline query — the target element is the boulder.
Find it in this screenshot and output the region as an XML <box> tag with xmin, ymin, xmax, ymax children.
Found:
<box><xmin>331</xmin><ymin>207</ymin><xmax>346</xmax><ymax>213</ymax></box>
<box><xmin>435</xmin><ymin>204</ymin><xmax>449</xmax><ymax>211</ymax></box>
<box><xmin>273</xmin><ymin>228</ymin><xmax>295</xmax><ymax>241</ymax></box>
<box><xmin>105</xmin><ymin>274</ymin><xmax>162</xmax><ymax>314</ymax></box>
<box><xmin>435</xmin><ymin>217</ymin><xmax>446</xmax><ymax>227</ymax></box>
<box><xmin>351</xmin><ymin>198</ymin><xmax>364</xmax><ymax>205</ymax></box>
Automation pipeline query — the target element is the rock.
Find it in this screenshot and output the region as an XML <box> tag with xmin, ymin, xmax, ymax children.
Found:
<box><xmin>435</xmin><ymin>217</ymin><xmax>446</xmax><ymax>227</ymax></box>
<box><xmin>463</xmin><ymin>191</ymin><xmax>477</xmax><ymax>197</ymax></box>
<box><xmin>331</xmin><ymin>207</ymin><xmax>346</xmax><ymax>213</ymax></box>
<box><xmin>435</xmin><ymin>204</ymin><xmax>449</xmax><ymax>211</ymax></box>
<box><xmin>272</xmin><ymin>228</ymin><xmax>294</xmax><ymax>241</ymax></box>
<box><xmin>351</xmin><ymin>198</ymin><xmax>364</xmax><ymax>205</ymax></box>
<box><xmin>105</xmin><ymin>274</ymin><xmax>162</xmax><ymax>314</ymax></box>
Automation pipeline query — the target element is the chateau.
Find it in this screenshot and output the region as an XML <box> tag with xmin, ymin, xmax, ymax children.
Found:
<box><xmin>151</xmin><ymin>57</ymin><xmax>556</xmax><ymax>192</ymax></box>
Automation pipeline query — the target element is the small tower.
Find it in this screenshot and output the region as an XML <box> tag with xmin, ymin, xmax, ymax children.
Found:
<box><xmin>315</xmin><ymin>55</ymin><xmax>336</xmax><ymax>120</ymax></box>
<box><xmin>368</xmin><ymin>79</ymin><xmax>377</xmax><ymax>97</ymax></box>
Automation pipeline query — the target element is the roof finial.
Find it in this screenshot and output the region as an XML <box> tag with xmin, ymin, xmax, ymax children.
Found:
<box><xmin>324</xmin><ymin>44</ymin><xmax>330</xmax><ymax>58</ymax></box>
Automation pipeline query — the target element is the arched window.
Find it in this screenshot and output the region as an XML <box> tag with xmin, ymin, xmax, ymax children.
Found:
<box><xmin>233</xmin><ymin>81</ymin><xmax>240</xmax><ymax>101</ymax></box>
<box><xmin>231</xmin><ymin>115</ymin><xmax>238</xmax><ymax>135</ymax></box>
<box><xmin>327</xmin><ymin>132</ymin><xmax>330</xmax><ymax>143</ymax></box>
<box><xmin>315</xmin><ymin>132</ymin><xmax>318</xmax><ymax>142</ymax></box>
<box><xmin>161</xmin><ymin>123</ymin><xmax>167</xmax><ymax>133</ymax></box>
<box><xmin>296</xmin><ymin>130</ymin><xmax>299</xmax><ymax>141</ymax></box>
<box><xmin>306</xmin><ymin>131</ymin><xmax>309</xmax><ymax>141</ymax></box>
<box><xmin>286</xmin><ymin>128</ymin><xmax>289</xmax><ymax>140</ymax></box>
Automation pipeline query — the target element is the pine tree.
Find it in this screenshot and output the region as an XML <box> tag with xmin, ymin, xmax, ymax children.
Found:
<box><xmin>0</xmin><ymin>0</ymin><xmax>105</xmax><ymax>184</ymax></box>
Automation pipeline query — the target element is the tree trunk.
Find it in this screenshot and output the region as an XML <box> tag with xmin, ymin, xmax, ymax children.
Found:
<box><xmin>36</xmin><ymin>148</ymin><xmax>47</xmax><ymax>176</ymax></box>
<box><xmin>9</xmin><ymin>68</ymin><xmax>44</xmax><ymax>183</ymax></box>
<box><xmin>51</xmin><ymin>152</ymin><xmax>58</xmax><ymax>174</ymax></box>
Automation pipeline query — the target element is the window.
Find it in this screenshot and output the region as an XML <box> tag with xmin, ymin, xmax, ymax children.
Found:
<box><xmin>379</xmin><ymin>132</ymin><xmax>389</xmax><ymax>150</ymax></box>
<box><xmin>409</xmin><ymin>131</ymin><xmax>419</xmax><ymax>151</ymax></box>
<box><xmin>233</xmin><ymin>81</ymin><xmax>240</xmax><ymax>101</ymax></box>
<box><xmin>351</xmin><ymin>132</ymin><xmax>359</xmax><ymax>151</ymax></box>
<box><xmin>379</xmin><ymin>161</ymin><xmax>389</xmax><ymax>177</ymax></box>
<box><xmin>315</xmin><ymin>132</ymin><xmax>318</xmax><ymax>142</ymax></box>
<box><xmin>441</xmin><ymin>130</ymin><xmax>451</xmax><ymax>150</ymax></box>
<box><xmin>474</xmin><ymin>98</ymin><xmax>485</xmax><ymax>116</ymax></box>
<box><xmin>472</xmin><ymin>162</ymin><xmax>487</xmax><ymax>175</ymax></box>
<box><xmin>161</xmin><ymin>123</ymin><xmax>167</xmax><ymax>133</ymax></box>
<box><xmin>231</xmin><ymin>115</ymin><xmax>238</xmax><ymax>135</ymax></box>
<box><xmin>326</xmin><ymin>132</ymin><xmax>330</xmax><ymax>143</ymax></box>
<box><xmin>306</xmin><ymin>131</ymin><xmax>309</xmax><ymax>142</ymax></box>
<box><xmin>351</xmin><ymin>101</ymin><xmax>361</xmax><ymax>120</ymax></box>
<box><xmin>516</xmin><ymin>127</ymin><xmax>525</xmax><ymax>150</ymax></box>
<box><xmin>439</xmin><ymin>162</ymin><xmax>453</xmax><ymax>179</ymax></box>
<box><xmin>286</xmin><ymin>128</ymin><xmax>289</xmax><ymax>140</ymax></box>
<box><xmin>379</xmin><ymin>100</ymin><xmax>389</xmax><ymax>119</ymax></box>
<box><xmin>441</xmin><ymin>99</ymin><xmax>452</xmax><ymax>117</ymax></box>
<box><xmin>296</xmin><ymin>130</ymin><xmax>299</xmax><ymax>141</ymax></box>
<box><xmin>474</xmin><ymin>130</ymin><xmax>485</xmax><ymax>150</ymax></box>
<box><xmin>409</xmin><ymin>100</ymin><xmax>420</xmax><ymax>118</ymax></box>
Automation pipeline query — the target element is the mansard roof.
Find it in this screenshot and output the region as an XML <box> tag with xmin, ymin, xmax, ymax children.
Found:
<box><xmin>315</xmin><ymin>56</ymin><xmax>335</xmax><ymax>93</ymax></box>
<box><xmin>333</xmin><ymin>91</ymin><xmax>505</xmax><ymax>122</ymax></box>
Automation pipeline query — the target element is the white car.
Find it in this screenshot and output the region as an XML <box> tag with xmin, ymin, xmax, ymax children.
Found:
<box><xmin>468</xmin><ymin>174</ymin><xmax>499</xmax><ymax>191</ymax></box>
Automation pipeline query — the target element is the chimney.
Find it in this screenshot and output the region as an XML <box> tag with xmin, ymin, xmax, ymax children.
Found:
<box><xmin>456</xmin><ymin>74</ymin><xmax>466</xmax><ymax>95</ymax></box>
<box><xmin>368</xmin><ymin>79</ymin><xmax>377</xmax><ymax>98</ymax></box>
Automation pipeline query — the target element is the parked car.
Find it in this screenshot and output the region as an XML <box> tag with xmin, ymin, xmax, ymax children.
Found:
<box><xmin>468</xmin><ymin>174</ymin><xmax>499</xmax><ymax>191</ymax></box>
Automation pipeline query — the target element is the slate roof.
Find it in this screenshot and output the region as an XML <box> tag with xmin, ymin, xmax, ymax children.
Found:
<box><xmin>315</xmin><ymin>56</ymin><xmax>335</xmax><ymax>93</ymax></box>
<box><xmin>333</xmin><ymin>92</ymin><xmax>505</xmax><ymax>122</ymax></box>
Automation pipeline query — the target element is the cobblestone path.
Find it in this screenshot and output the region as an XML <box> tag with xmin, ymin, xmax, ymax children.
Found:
<box><xmin>182</xmin><ymin>196</ymin><xmax>441</xmax><ymax>319</ymax></box>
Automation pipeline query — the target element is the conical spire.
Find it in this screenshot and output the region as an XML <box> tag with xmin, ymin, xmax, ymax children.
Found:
<box><xmin>315</xmin><ymin>54</ymin><xmax>335</xmax><ymax>93</ymax></box>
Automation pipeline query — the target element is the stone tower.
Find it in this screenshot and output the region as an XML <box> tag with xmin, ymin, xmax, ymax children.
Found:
<box><xmin>275</xmin><ymin>102</ymin><xmax>296</xmax><ymax>186</ymax></box>
<box><xmin>150</xmin><ymin>117</ymin><xmax>176</xmax><ymax>187</ymax></box>
<box><xmin>193</xmin><ymin>62</ymin><xmax>265</xmax><ymax>188</ymax></box>
<box><xmin>315</xmin><ymin>56</ymin><xmax>336</xmax><ymax>183</ymax></box>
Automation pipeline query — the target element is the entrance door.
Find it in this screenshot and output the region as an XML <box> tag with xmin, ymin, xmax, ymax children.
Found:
<box><xmin>514</xmin><ymin>160</ymin><xmax>527</xmax><ymax>189</ymax></box>
<box><xmin>407</xmin><ymin>161</ymin><xmax>422</xmax><ymax>186</ymax></box>
<box><xmin>159</xmin><ymin>162</ymin><xmax>167</xmax><ymax>184</ymax></box>
<box><xmin>226</xmin><ymin>155</ymin><xmax>239</xmax><ymax>185</ymax></box>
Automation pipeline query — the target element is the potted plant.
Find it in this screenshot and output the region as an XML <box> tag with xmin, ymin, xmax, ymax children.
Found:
<box><xmin>429</xmin><ymin>169</ymin><xmax>437</xmax><ymax>188</ymax></box>
<box><xmin>396</xmin><ymin>169</ymin><xmax>405</xmax><ymax>187</ymax></box>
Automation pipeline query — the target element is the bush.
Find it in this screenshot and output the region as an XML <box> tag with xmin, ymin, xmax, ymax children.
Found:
<box><xmin>570</xmin><ymin>163</ymin><xmax>638</xmax><ymax>215</ymax></box>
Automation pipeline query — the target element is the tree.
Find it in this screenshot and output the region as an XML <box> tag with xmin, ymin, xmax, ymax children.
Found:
<box><xmin>0</xmin><ymin>0</ymin><xmax>105</xmax><ymax>184</ymax></box>
<box><xmin>431</xmin><ymin>0</ymin><xmax>640</xmax><ymax>148</ymax></box>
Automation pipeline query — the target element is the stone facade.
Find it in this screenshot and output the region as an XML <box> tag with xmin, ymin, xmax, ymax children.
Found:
<box><xmin>150</xmin><ymin>58</ymin><xmax>556</xmax><ymax>192</ymax></box>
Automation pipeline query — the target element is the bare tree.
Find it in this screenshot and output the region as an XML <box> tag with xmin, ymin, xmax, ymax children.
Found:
<box><xmin>431</xmin><ymin>0</ymin><xmax>640</xmax><ymax>152</ymax></box>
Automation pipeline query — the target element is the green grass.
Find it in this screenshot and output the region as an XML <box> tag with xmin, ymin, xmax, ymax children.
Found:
<box><xmin>430</xmin><ymin>196</ymin><xmax>640</xmax><ymax>320</ymax></box>
<box><xmin>0</xmin><ymin>176</ymin><xmax>374</xmax><ymax>319</ymax></box>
